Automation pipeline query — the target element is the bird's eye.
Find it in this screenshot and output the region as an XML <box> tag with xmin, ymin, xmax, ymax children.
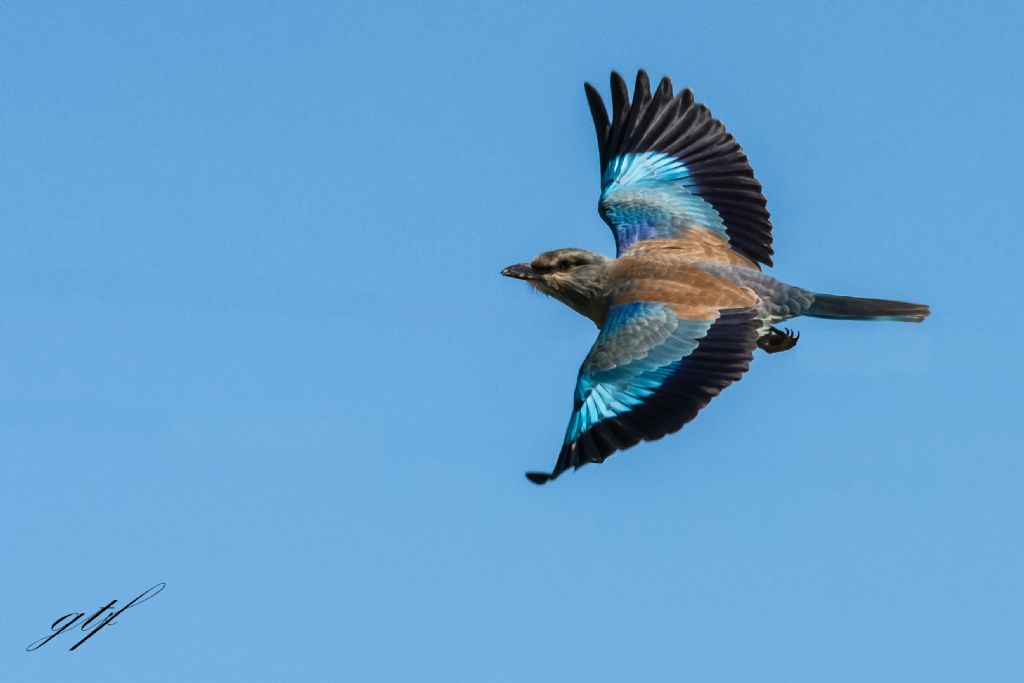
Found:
<box><xmin>557</xmin><ymin>260</ymin><xmax>572</xmax><ymax>272</ymax></box>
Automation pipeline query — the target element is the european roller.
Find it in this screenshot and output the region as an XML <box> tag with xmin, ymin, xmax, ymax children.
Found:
<box><xmin>502</xmin><ymin>71</ymin><xmax>930</xmax><ymax>485</ymax></box>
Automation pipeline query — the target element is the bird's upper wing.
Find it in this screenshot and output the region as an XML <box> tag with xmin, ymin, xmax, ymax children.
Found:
<box><xmin>586</xmin><ymin>71</ymin><xmax>774</xmax><ymax>267</ymax></box>
<box><xmin>526</xmin><ymin>264</ymin><xmax>761</xmax><ymax>484</ymax></box>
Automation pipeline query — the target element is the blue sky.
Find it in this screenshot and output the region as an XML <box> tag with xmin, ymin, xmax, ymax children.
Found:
<box><xmin>3</xmin><ymin>1</ymin><xmax>1023</xmax><ymax>680</ymax></box>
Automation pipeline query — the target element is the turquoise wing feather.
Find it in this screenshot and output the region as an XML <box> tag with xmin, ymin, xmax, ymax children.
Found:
<box><xmin>586</xmin><ymin>71</ymin><xmax>774</xmax><ymax>265</ymax></box>
<box><xmin>526</xmin><ymin>302</ymin><xmax>760</xmax><ymax>484</ymax></box>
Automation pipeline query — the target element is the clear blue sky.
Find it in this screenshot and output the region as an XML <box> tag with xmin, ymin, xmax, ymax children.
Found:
<box><xmin>3</xmin><ymin>2</ymin><xmax>1023</xmax><ymax>680</ymax></box>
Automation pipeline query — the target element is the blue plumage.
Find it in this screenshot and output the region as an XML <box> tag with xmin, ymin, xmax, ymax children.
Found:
<box><xmin>566</xmin><ymin>302</ymin><xmax>713</xmax><ymax>443</ymax></box>
<box><xmin>600</xmin><ymin>152</ymin><xmax>729</xmax><ymax>254</ymax></box>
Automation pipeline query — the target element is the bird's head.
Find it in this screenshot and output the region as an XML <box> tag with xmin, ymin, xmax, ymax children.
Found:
<box><xmin>501</xmin><ymin>248</ymin><xmax>612</xmax><ymax>326</ymax></box>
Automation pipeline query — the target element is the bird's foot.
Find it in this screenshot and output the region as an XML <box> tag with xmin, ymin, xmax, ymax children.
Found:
<box><xmin>758</xmin><ymin>326</ymin><xmax>799</xmax><ymax>354</ymax></box>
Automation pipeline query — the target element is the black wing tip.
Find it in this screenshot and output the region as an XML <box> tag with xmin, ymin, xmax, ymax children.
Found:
<box><xmin>525</xmin><ymin>471</ymin><xmax>555</xmax><ymax>485</ymax></box>
<box><xmin>605</xmin><ymin>69</ymin><xmax>656</xmax><ymax>93</ymax></box>
<box><xmin>656</xmin><ymin>75</ymin><xmax>673</xmax><ymax>98</ymax></box>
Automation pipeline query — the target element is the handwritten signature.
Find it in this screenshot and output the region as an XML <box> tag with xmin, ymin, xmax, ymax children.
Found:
<box><xmin>26</xmin><ymin>583</ymin><xmax>166</xmax><ymax>652</ymax></box>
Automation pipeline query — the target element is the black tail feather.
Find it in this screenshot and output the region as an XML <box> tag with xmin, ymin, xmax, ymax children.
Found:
<box><xmin>806</xmin><ymin>293</ymin><xmax>930</xmax><ymax>323</ymax></box>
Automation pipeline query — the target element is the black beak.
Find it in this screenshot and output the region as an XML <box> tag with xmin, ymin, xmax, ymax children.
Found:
<box><xmin>500</xmin><ymin>263</ymin><xmax>537</xmax><ymax>280</ymax></box>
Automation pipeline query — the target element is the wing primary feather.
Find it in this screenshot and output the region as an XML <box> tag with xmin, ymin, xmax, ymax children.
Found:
<box><xmin>625</xmin><ymin>75</ymin><xmax>670</xmax><ymax>153</ymax></box>
<box><xmin>658</xmin><ymin>75</ymin><xmax>674</xmax><ymax>99</ymax></box>
<box><xmin>644</xmin><ymin>96</ymin><xmax>699</xmax><ymax>152</ymax></box>
<box><xmin>615</xmin><ymin>72</ymin><xmax>648</xmax><ymax>157</ymax></box>
<box><xmin>633</xmin><ymin>97</ymin><xmax>683</xmax><ymax>154</ymax></box>
<box><xmin>584</xmin><ymin>82</ymin><xmax>611</xmax><ymax>171</ymax></box>
<box><xmin>607</xmin><ymin>71</ymin><xmax>631</xmax><ymax>165</ymax></box>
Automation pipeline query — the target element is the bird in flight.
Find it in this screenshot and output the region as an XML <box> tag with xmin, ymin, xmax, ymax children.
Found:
<box><xmin>502</xmin><ymin>70</ymin><xmax>930</xmax><ymax>485</ymax></box>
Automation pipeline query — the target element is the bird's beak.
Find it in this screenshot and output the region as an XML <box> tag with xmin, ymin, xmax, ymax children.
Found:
<box><xmin>501</xmin><ymin>263</ymin><xmax>537</xmax><ymax>280</ymax></box>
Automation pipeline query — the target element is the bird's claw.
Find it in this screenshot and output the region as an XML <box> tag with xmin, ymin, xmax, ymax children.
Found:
<box><xmin>758</xmin><ymin>326</ymin><xmax>800</xmax><ymax>354</ymax></box>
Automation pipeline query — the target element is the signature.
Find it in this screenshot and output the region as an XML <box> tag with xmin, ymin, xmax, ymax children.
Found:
<box><xmin>26</xmin><ymin>583</ymin><xmax>166</xmax><ymax>652</ymax></box>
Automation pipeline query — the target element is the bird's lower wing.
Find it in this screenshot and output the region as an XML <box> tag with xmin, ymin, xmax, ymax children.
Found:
<box><xmin>527</xmin><ymin>275</ymin><xmax>760</xmax><ymax>484</ymax></box>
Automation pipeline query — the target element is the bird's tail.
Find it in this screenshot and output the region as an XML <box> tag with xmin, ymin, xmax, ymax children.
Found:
<box><xmin>805</xmin><ymin>293</ymin><xmax>930</xmax><ymax>323</ymax></box>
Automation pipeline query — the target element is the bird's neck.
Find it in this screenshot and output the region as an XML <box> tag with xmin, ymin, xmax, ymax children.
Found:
<box><xmin>543</xmin><ymin>265</ymin><xmax>614</xmax><ymax>328</ymax></box>
<box><xmin>560</xmin><ymin>291</ymin><xmax>611</xmax><ymax>327</ymax></box>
